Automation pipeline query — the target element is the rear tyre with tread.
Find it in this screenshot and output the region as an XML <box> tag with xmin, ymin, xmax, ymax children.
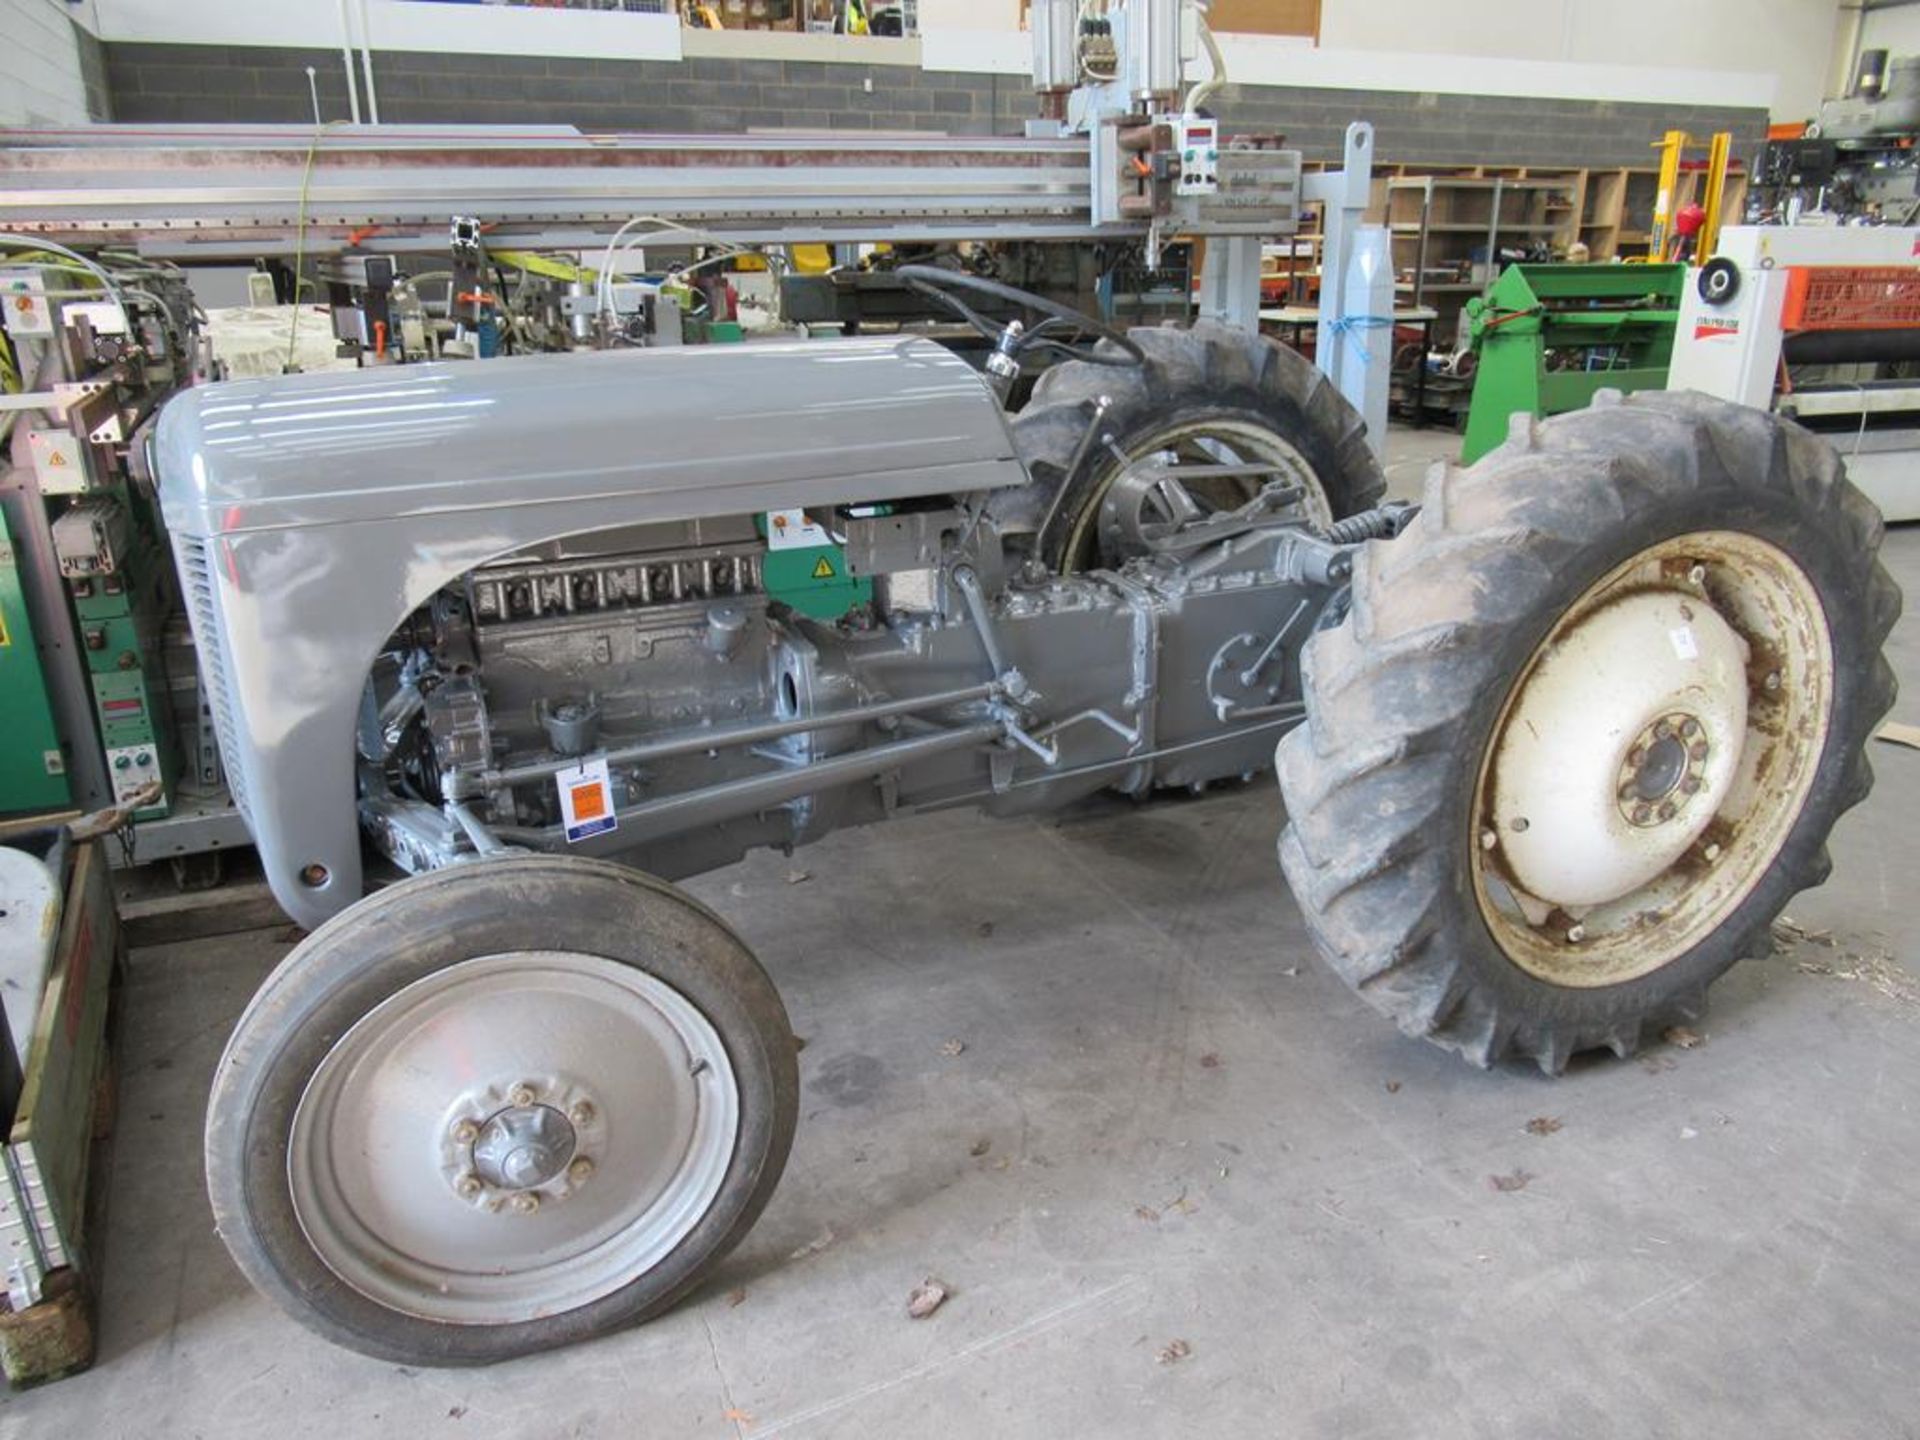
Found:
<box><xmin>1276</xmin><ymin>392</ymin><xmax>1900</xmax><ymax>1072</ymax></box>
<box><xmin>999</xmin><ymin>321</ymin><xmax>1385</xmax><ymax>573</ymax></box>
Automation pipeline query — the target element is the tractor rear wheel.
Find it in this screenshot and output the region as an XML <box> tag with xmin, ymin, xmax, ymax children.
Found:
<box><xmin>1276</xmin><ymin>392</ymin><xmax>1900</xmax><ymax>1072</ymax></box>
<box><xmin>205</xmin><ymin>856</ymin><xmax>796</xmax><ymax>1365</ymax></box>
<box><xmin>1001</xmin><ymin>321</ymin><xmax>1384</xmax><ymax>573</ymax></box>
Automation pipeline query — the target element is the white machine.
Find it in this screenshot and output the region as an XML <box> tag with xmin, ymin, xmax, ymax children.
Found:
<box><xmin>1671</xmin><ymin>224</ymin><xmax>1920</xmax><ymax>521</ymax></box>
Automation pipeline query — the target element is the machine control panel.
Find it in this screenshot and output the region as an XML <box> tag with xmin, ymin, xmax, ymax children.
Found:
<box><xmin>105</xmin><ymin>743</ymin><xmax>161</xmax><ymax>806</ymax></box>
<box><xmin>1176</xmin><ymin>116</ymin><xmax>1219</xmax><ymax>195</ymax></box>
<box><xmin>0</xmin><ymin>267</ymin><xmax>52</xmax><ymax>338</ymax></box>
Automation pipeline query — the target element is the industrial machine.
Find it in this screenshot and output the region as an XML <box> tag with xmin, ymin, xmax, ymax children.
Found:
<box><xmin>1671</xmin><ymin>224</ymin><xmax>1920</xmax><ymax>522</ymax></box>
<box><xmin>1458</xmin><ymin>262</ymin><xmax>1685</xmax><ymax>462</ymax></box>
<box><xmin>0</xmin><ymin>0</ymin><xmax>1902</xmax><ymax>1372</ymax></box>
<box><xmin>1753</xmin><ymin>51</ymin><xmax>1920</xmax><ymax>224</ymax></box>
<box><xmin>0</xmin><ymin>252</ymin><xmax>211</xmax><ymax>843</ymax></box>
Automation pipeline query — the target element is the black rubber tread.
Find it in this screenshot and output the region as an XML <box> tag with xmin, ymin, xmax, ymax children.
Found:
<box><xmin>1275</xmin><ymin>391</ymin><xmax>1901</xmax><ymax>1073</ymax></box>
<box><xmin>995</xmin><ymin>321</ymin><xmax>1385</xmax><ymax>569</ymax></box>
<box><xmin>205</xmin><ymin>856</ymin><xmax>798</xmax><ymax>1366</ymax></box>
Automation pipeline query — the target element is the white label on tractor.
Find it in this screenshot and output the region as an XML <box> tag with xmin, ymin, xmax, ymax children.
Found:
<box><xmin>1669</xmin><ymin>626</ymin><xmax>1699</xmax><ymax>661</ymax></box>
<box><xmin>766</xmin><ymin>508</ymin><xmax>829</xmax><ymax>551</ymax></box>
<box><xmin>557</xmin><ymin>756</ymin><xmax>617</xmax><ymax>843</ymax></box>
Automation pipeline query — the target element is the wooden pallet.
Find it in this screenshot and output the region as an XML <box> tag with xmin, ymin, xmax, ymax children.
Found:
<box><xmin>0</xmin><ymin>840</ymin><xmax>120</xmax><ymax>1386</ymax></box>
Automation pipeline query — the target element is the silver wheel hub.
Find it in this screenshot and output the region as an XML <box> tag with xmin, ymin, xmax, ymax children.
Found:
<box><xmin>439</xmin><ymin>1074</ymin><xmax>607</xmax><ymax>1212</ymax></box>
<box><xmin>289</xmin><ymin>951</ymin><xmax>740</xmax><ymax>1324</ymax></box>
<box><xmin>1064</xmin><ymin>417</ymin><xmax>1333</xmax><ymax>571</ymax></box>
<box><xmin>474</xmin><ymin>1102</ymin><xmax>575</xmax><ymax>1191</ymax></box>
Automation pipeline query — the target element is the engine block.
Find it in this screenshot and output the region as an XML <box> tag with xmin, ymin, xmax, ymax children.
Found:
<box><xmin>466</xmin><ymin>541</ymin><xmax>764</xmax><ymax>626</ymax></box>
<box><xmin>360</xmin><ymin>494</ymin><xmax>1361</xmax><ymax>884</ymax></box>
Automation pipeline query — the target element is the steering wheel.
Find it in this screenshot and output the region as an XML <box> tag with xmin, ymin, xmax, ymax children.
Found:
<box><xmin>893</xmin><ymin>264</ymin><xmax>1146</xmax><ymax>368</ymax></box>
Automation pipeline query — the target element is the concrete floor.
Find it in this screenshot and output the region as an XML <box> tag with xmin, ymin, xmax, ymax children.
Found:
<box><xmin>5</xmin><ymin>439</ymin><xmax>1919</xmax><ymax>1440</ymax></box>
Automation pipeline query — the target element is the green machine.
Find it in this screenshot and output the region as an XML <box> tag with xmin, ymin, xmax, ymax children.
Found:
<box><xmin>0</xmin><ymin>506</ymin><xmax>71</xmax><ymax>813</ymax></box>
<box><xmin>758</xmin><ymin>508</ymin><xmax>872</xmax><ymax>619</ymax></box>
<box><xmin>1460</xmin><ymin>263</ymin><xmax>1686</xmax><ymax>464</ymax></box>
<box><xmin>37</xmin><ymin>476</ymin><xmax>181</xmax><ymax>822</ymax></box>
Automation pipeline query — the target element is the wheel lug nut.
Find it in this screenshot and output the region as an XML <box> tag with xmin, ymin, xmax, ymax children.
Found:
<box><xmin>1689</xmin><ymin>741</ymin><xmax>1709</xmax><ymax>761</ymax></box>
<box><xmin>510</xmin><ymin>1191</ymin><xmax>540</xmax><ymax>1215</ymax></box>
<box><xmin>1680</xmin><ymin>718</ymin><xmax>1700</xmax><ymax>738</ymax></box>
<box><xmin>1628</xmin><ymin>746</ymin><xmax>1648</xmax><ymax>767</ymax></box>
<box><xmin>568</xmin><ymin>1157</ymin><xmax>595</xmax><ymax>1183</ymax></box>
<box><xmin>1654</xmin><ymin>720</ymin><xmax>1672</xmax><ymax>740</ymax></box>
<box><xmin>1657</xmin><ymin>801</ymin><xmax>1677</xmax><ymax>821</ymax></box>
<box><xmin>1681</xmin><ymin>775</ymin><xmax>1702</xmax><ymax>794</ymax></box>
<box><xmin>569</xmin><ymin>1101</ymin><xmax>595</xmax><ymax>1126</ymax></box>
<box><xmin>1703</xmin><ymin>843</ymin><xmax>1722</xmax><ymax>861</ymax></box>
<box><xmin>1511</xmin><ymin>817</ymin><xmax>1530</xmax><ymax>833</ymax></box>
<box><xmin>509</xmin><ymin>1084</ymin><xmax>537</xmax><ymax>1108</ymax></box>
<box><xmin>451</xmin><ymin>1119</ymin><xmax>478</xmax><ymax>1145</ymax></box>
<box><xmin>455</xmin><ymin>1173</ymin><xmax>482</xmax><ymax>1198</ymax></box>
<box><xmin>1632</xmin><ymin>804</ymin><xmax>1652</xmax><ymax>824</ymax></box>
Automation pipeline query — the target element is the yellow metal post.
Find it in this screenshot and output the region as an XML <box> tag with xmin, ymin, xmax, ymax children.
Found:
<box><xmin>1698</xmin><ymin>131</ymin><xmax>1732</xmax><ymax>260</ymax></box>
<box><xmin>1648</xmin><ymin>129</ymin><xmax>1685</xmax><ymax>260</ymax></box>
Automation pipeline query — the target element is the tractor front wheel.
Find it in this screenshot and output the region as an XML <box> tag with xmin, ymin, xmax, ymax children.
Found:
<box><xmin>204</xmin><ymin>857</ymin><xmax>797</xmax><ymax>1365</ymax></box>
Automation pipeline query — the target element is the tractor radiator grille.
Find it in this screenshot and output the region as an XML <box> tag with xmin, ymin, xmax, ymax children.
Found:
<box><xmin>174</xmin><ymin>535</ymin><xmax>251</xmax><ymax>821</ymax></box>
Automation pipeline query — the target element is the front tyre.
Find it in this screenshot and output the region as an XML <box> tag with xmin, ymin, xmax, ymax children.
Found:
<box><xmin>205</xmin><ymin>857</ymin><xmax>797</xmax><ymax>1365</ymax></box>
<box><xmin>1276</xmin><ymin>393</ymin><xmax>1900</xmax><ymax>1073</ymax></box>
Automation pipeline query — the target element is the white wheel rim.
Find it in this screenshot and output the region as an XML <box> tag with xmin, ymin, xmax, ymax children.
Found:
<box><xmin>1061</xmin><ymin>416</ymin><xmax>1334</xmax><ymax>571</ymax></box>
<box><xmin>1472</xmin><ymin>531</ymin><xmax>1832</xmax><ymax>986</ymax></box>
<box><xmin>288</xmin><ymin>952</ymin><xmax>739</xmax><ymax>1325</ymax></box>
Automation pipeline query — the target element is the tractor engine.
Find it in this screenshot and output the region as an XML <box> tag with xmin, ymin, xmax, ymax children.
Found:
<box><xmin>359</xmin><ymin>491</ymin><xmax>1368</xmax><ymax>884</ymax></box>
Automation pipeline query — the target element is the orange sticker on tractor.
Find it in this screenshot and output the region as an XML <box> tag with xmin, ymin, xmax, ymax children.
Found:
<box><xmin>556</xmin><ymin>757</ymin><xmax>616</xmax><ymax>842</ymax></box>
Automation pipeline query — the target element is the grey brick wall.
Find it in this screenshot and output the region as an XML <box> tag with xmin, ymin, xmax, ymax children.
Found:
<box><xmin>101</xmin><ymin>42</ymin><xmax>1764</xmax><ymax>171</ymax></box>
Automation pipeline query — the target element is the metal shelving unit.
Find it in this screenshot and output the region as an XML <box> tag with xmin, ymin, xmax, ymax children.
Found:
<box><xmin>1385</xmin><ymin>174</ymin><xmax>1583</xmax><ymax>343</ymax></box>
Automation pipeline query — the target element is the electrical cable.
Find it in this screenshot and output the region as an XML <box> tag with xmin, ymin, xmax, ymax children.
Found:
<box><xmin>1184</xmin><ymin>3</ymin><xmax>1227</xmax><ymax>114</ymax></box>
<box><xmin>121</xmin><ymin>286</ymin><xmax>185</xmax><ymax>352</ymax></box>
<box><xmin>594</xmin><ymin>216</ymin><xmax>746</xmax><ymax>322</ymax></box>
<box><xmin>0</xmin><ymin>235</ymin><xmax>127</xmax><ymax>311</ymax></box>
<box><xmin>285</xmin><ymin>120</ymin><xmax>347</xmax><ymax>371</ymax></box>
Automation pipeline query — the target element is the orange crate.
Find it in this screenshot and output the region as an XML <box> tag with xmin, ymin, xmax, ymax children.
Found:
<box><xmin>1781</xmin><ymin>266</ymin><xmax>1920</xmax><ymax>331</ymax></box>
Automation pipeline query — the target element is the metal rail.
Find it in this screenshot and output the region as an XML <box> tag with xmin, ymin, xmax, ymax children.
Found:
<box><xmin>492</xmin><ymin>717</ymin><xmax>1004</xmax><ymax>847</ymax></box>
<box><xmin>453</xmin><ymin>680</ymin><xmax>1000</xmax><ymax>798</ymax></box>
<box><xmin>0</xmin><ymin>123</ymin><xmax>1135</xmax><ymax>257</ymax></box>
